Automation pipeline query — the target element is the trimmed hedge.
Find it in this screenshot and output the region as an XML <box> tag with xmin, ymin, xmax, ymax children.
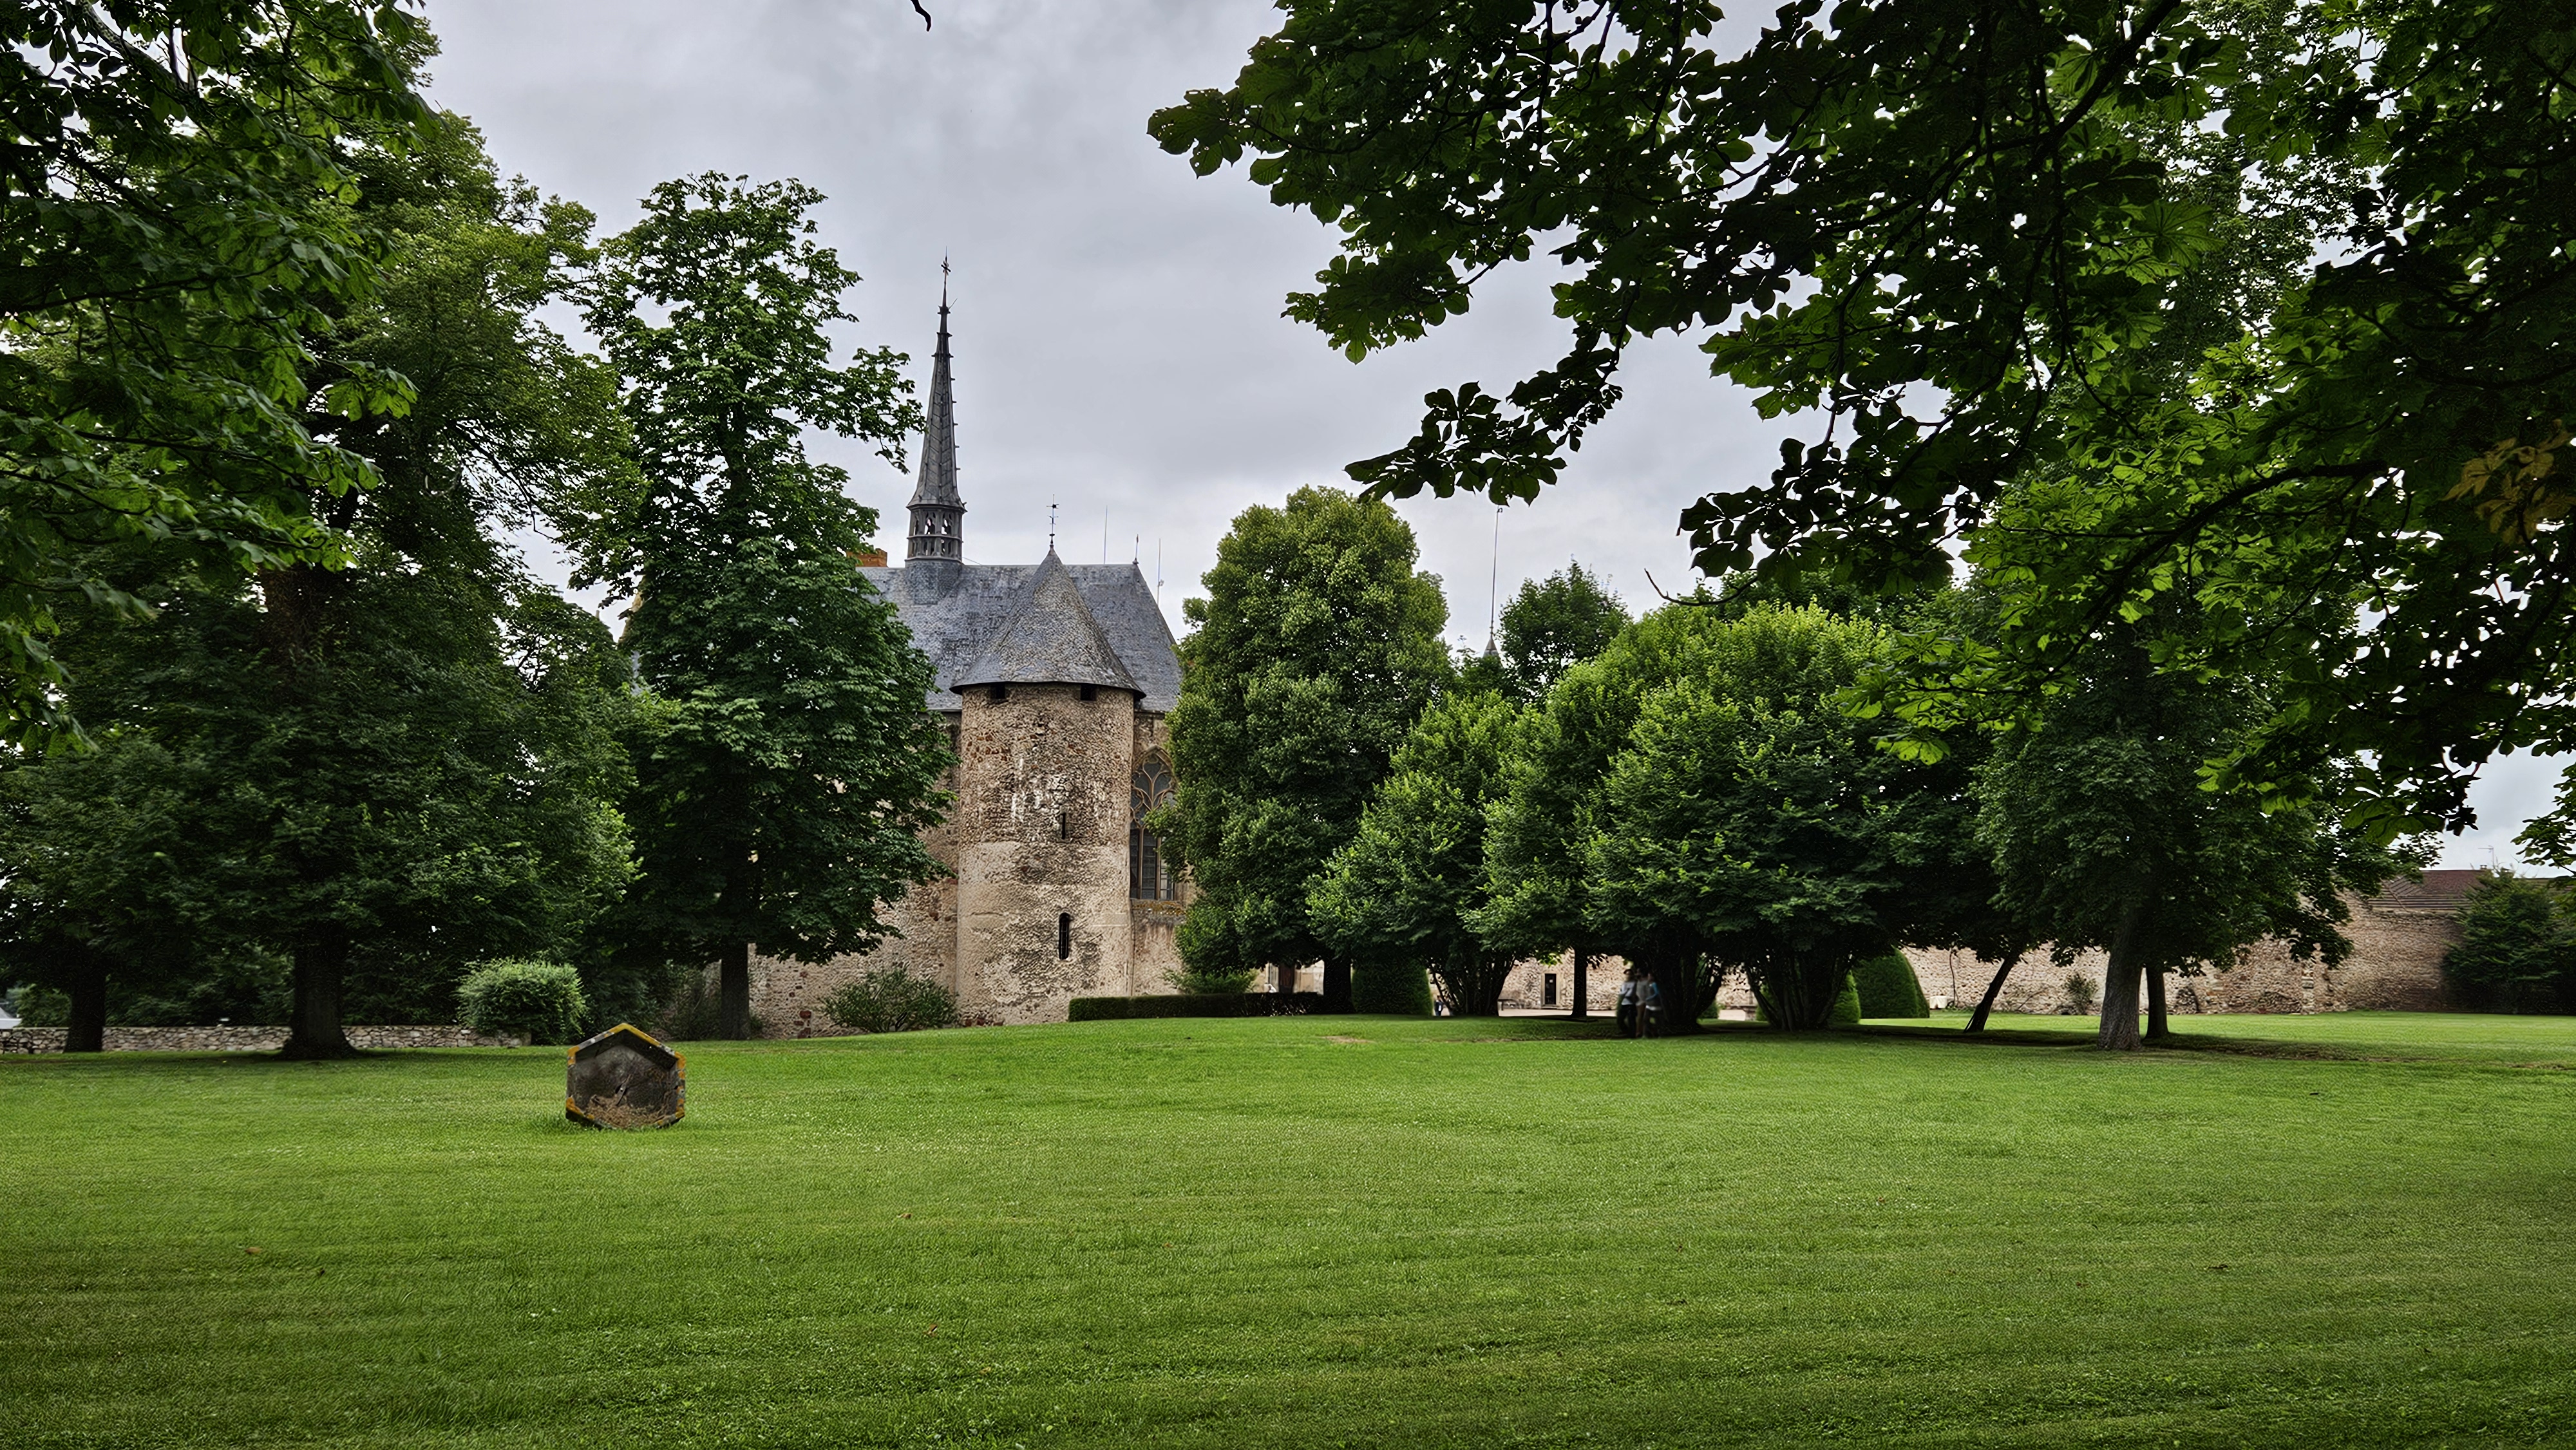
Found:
<box><xmin>1852</xmin><ymin>951</ymin><xmax>1931</xmax><ymax>1018</ymax></box>
<box><xmin>1068</xmin><ymin>993</ymin><xmax>1325</xmax><ymax>1021</ymax></box>
<box><xmin>1352</xmin><ymin>963</ymin><xmax>1434</xmax><ymax>1015</ymax></box>
<box><xmin>1827</xmin><ymin>974</ymin><xmax>1864</xmax><ymax>1028</ymax></box>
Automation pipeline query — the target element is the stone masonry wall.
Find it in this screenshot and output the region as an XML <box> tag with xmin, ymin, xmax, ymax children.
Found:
<box><xmin>1126</xmin><ymin>712</ymin><xmax>1189</xmax><ymax>995</ymax></box>
<box><xmin>0</xmin><ymin>1025</ymin><xmax>523</xmax><ymax>1053</ymax></box>
<box><xmin>1904</xmin><ymin>894</ymin><xmax>2463</xmax><ymax>1015</ymax></box>
<box><xmin>954</xmin><ymin>682</ymin><xmax>1135</xmax><ymax>1023</ymax></box>
<box><xmin>1482</xmin><ymin>892</ymin><xmax>2461</xmax><ymax>1020</ymax></box>
<box><xmin>746</xmin><ymin>713</ymin><xmax>964</xmax><ymax>1038</ymax></box>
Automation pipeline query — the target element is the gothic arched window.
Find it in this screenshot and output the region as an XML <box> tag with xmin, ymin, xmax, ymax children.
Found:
<box><xmin>1130</xmin><ymin>757</ymin><xmax>1177</xmax><ymax>900</ymax></box>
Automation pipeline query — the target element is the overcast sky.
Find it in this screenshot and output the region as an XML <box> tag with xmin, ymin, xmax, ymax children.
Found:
<box><xmin>419</xmin><ymin>0</ymin><xmax>2554</xmax><ymax>869</ymax></box>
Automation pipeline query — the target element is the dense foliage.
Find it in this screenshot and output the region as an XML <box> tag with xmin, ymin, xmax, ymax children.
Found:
<box><xmin>1155</xmin><ymin>0</ymin><xmax>2576</xmax><ymax>853</ymax></box>
<box><xmin>0</xmin><ymin>116</ymin><xmax>645</xmax><ymax>1057</ymax></box>
<box><xmin>2</xmin><ymin>0</ymin><xmax>437</xmax><ymax>746</ymax></box>
<box><xmin>582</xmin><ymin>174</ymin><xmax>950</xmax><ymax>1040</ymax></box>
<box><xmin>1975</xmin><ymin>639</ymin><xmax>2417</xmax><ymax>1047</ymax></box>
<box><xmin>455</xmin><ymin>960</ymin><xmax>589</xmax><ymax>1046</ymax></box>
<box><xmin>1852</xmin><ymin>952</ymin><xmax>1931</xmax><ymax>1019</ymax></box>
<box><xmin>1162</xmin><ymin>487</ymin><xmax>1450</xmax><ymax>1003</ymax></box>
<box><xmin>1309</xmin><ymin>690</ymin><xmax>1518</xmax><ymax>1015</ymax></box>
<box><xmin>2443</xmin><ymin>874</ymin><xmax>2574</xmax><ymax>1013</ymax></box>
<box><xmin>1496</xmin><ymin>561</ymin><xmax>1627</xmax><ymax>703</ymax></box>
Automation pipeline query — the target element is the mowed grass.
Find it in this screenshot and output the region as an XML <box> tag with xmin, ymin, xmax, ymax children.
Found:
<box><xmin>4</xmin><ymin>1015</ymin><xmax>2573</xmax><ymax>1449</ymax></box>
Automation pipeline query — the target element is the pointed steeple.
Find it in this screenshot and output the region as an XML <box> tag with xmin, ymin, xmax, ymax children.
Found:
<box><xmin>906</xmin><ymin>265</ymin><xmax>965</xmax><ymax>598</ymax></box>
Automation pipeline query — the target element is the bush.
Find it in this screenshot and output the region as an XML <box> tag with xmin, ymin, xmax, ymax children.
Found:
<box><xmin>1827</xmin><ymin>974</ymin><xmax>1863</xmax><ymax>1028</ymax></box>
<box><xmin>456</xmin><ymin>960</ymin><xmax>588</xmax><ymax>1045</ymax></box>
<box><xmin>1852</xmin><ymin>951</ymin><xmax>1930</xmax><ymax>1018</ymax></box>
<box><xmin>4</xmin><ymin>983</ymin><xmax>70</xmax><ymax>1028</ymax></box>
<box><xmin>822</xmin><ymin>966</ymin><xmax>960</xmax><ymax>1034</ymax></box>
<box><xmin>2444</xmin><ymin>872</ymin><xmax>2573</xmax><ymax>1012</ymax></box>
<box><xmin>1069</xmin><ymin>993</ymin><xmax>1323</xmax><ymax>1021</ymax></box>
<box><xmin>654</xmin><ymin>974</ymin><xmax>765</xmax><ymax>1042</ymax></box>
<box><xmin>2064</xmin><ymin>972</ymin><xmax>2100</xmax><ymax>1015</ymax></box>
<box><xmin>1351</xmin><ymin>963</ymin><xmax>1434</xmax><ymax>1015</ymax></box>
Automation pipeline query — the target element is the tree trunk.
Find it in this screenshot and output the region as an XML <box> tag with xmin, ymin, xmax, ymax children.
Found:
<box><xmin>720</xmin><ymin>941</ymin><xmax>753</xmax><ymax>1040</ymax></box>
<box><xmin>1757</xmin><ymin>952</ymin><xmax>1842</xmax><ymax>1030</ymax></box>
<box><xmin>64</xmin><ymin>957</ymin><xmax>108</xmax><ymax>1053</ymax></box>
<box><xmin>1642</xmin><ymin>945</ymin><xmax>1708</xmax><ymax>1034</ymax></box>
<box><xmin>1570</xmin><ymin>949</ymin><xmax>1589</xmax><ymax>1020</ymax></box>
<box><xmin>278</xmin><ymin>930</ymin><xmax>357</xmax><ymax>1059</ymax></box>
<box><xmin>2146</xmin><ymin>968</ymin><xmax>2170</xmax><ymax>1040</ymax></box>
<box><xmin>1320</xmin><ymin>958</ymin><xmax>1352</xmax><ymax>1013</ymax></box>
<box><xmin>1965</xmin><ymin>952</ymin><xmax>2021</xmax><ymax>1033</ymax></box>
<box><xmin>2096</xmin><ymin>901</ymin><xmax>2150</xmax><ymax>1051</ymax></box>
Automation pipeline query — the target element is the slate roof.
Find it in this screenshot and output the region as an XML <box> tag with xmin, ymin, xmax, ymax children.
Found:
<box><xmin>2363</xmin><ymin>868</ymin><xmax>2484</xmax><ymax>912</ymax></box>
<box><xmin>954</xmin><ymin>552</ymin><xmax>1140</xmax><ymax>695</ymax></box>
<box><xmin>861</xmin><ymin>555</ymin><xmax>1183</xmax><ymax>713</ymax></box>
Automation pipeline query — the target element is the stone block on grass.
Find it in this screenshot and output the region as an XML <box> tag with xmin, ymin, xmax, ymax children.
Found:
<box><xmin>565</xmin><ymin>1024</ymin><xmax>685</xmax><ymax>1129</ymax></box>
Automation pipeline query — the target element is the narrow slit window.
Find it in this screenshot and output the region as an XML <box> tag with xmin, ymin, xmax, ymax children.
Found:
<box><xmin>1057</xmin><ymin>912</ymin><xmax>1072</xmax><ymax>961</ymax></box>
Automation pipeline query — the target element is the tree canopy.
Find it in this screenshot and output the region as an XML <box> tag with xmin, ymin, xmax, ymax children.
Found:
<box><xmin>1308</xmin><ymin>689</ymin><xmax>1517</xmax><ymax>1014</ymax></box>
<box><xmin>1153</xmin><ymin>0</ymin><xmax>2576</xmax><ymax>847</ymax></box>
<box><xmin>2</xmin><ymin>0</ymin><xmax>437</xmax><ymax>746</ymax></box>
<box><xmin>1975</xmin><ymin>636</ymin><xmax>2417</xmax><ymax>1048</ymax></box>
<box><xmin>582</xmin><ymin>173</ymin><xmax>949</xmax><ymax>1040</ymax></box>
<box><xmin>1163</xmin><ymin>485</ymin><xmax>1450</xmax><ymax>1001</ymax></box>
<box><xmin>1497</xmin><ymin>560</ymin><xmax>1627</xmax><ymax>702</ymax></box>
<box><xmin>0</xmin><ymin>116</ymin><xmax>647</xmax><ymax>1056</ymax></box>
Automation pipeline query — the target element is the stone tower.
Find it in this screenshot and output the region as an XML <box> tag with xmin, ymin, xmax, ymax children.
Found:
<box><xmin>905</xmin><ymin>278</ymin><xmax>965</xmax><ymax>599</ymax></box>
<box><xmin>742</xmin><ymin>287</ymin><xmax>1189</xmax><ymax>1032</ymax></box>
<box><xmin>948</xmin><ymin>551</ymin><xmax>1142</xmax><ymax>1020</ymax></box>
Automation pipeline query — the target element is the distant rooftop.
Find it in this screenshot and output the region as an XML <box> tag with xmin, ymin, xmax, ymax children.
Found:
<box><xmin>2365</xmin><ymin>869</ymin><xmax>2485</xmax><ymax>911</ymax></box>
<box><xmin>862</xmin><ymin>558</ymin><xmax>1182</xmax><ymax>713</ymax></box>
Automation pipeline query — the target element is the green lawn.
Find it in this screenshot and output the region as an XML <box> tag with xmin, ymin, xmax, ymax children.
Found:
<box><xmin>5</xmin><ymin>1015</ymin><xmax>2572</xmax><ymax>1448</ymax></box>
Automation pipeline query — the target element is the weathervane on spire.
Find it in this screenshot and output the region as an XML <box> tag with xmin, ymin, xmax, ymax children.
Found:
<box><xmin>1048</xmin><ymin>495</ymin><xmax>1057</xmax><ymax>553</ymax></box>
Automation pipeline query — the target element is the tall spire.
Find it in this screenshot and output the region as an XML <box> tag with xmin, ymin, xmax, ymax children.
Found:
<box><xmin>906</xmin><ymin>262</ymin><xmax>965</xmax><ymax>597</ymax></box>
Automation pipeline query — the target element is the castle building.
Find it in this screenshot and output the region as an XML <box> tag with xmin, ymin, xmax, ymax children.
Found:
<box><xmin>745</xmin><ymin>291</ymin><xmax>1189</xmax><ymax>1031</ymax></box>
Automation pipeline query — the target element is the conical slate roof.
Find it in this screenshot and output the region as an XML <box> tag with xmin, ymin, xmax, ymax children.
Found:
<box><xmin>951</xmin><ymin>550</ymin><xmax>1141</xmax><ymax>695</ymax></box>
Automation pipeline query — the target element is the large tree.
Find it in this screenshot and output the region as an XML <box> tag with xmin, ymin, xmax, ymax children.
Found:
<box><xmin>1481</xmin><ymin>596</ymin><xmax>1771</xmax><ymax>1015</ymax></box>
<box><xmin>1584</xmin><ymin>605</ymin><xmax>1966</xmax><ymax>1030</ymax></box>
<box><xmin>1307</xmin><ymin>690</ymin><xmax>1518</xmax><ymax>1014</ymax></box>
<box><xmin>1163</xmin><ymin>486</ymin><xmax>1450</xmax><ymax>1006</ymax></box>
<box><xmin>0</xmin><ymin>117</ymin><xmax>647</xmax><ymax>1057</ymax></box>
<box><xmin>2</xmin><ymin>0</ymin><xmax>435</xmax><ymax>746</ymax></box>
<box><xmin>1152</xmin><ymin>0</ymin><xmax>2576</xmax><ymax>848</ymax></box>
<box><xmin>2442</xmin><ymin>874</ymin><xmax>2574</xmax><ymax>1015</ymax></box>
<box><xmin>581</xmin><ymin>173</ymin><xmax>949</xmax><ymax>1041</ymax></box>
<box><xmin>1975</xmin><ymin>635</ymin><xmax>2418</xmax><ymax>1049</ymax></box>
<box><xmin>1496</xmin><ymin>560</ymin><xmax>1627</xmax><ymax>704</ymax></box>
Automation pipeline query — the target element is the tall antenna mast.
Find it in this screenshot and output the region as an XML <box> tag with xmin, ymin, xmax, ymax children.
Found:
<box><xmin>1486</xmin><ymin>505</ymin><xmax>1502</xmax><ymax>652</ymax></box>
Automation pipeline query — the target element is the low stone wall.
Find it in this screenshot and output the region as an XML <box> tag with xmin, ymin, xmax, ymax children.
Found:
<box><xmin>1904</xmin><ymin>896</ymin><xmax>2465</xmax><ymax>1015</ymax></box>
<box><xmin>0</xmin><ymin>1025</ymin><xmax>524</xmax><ymax>1054</ymax></box>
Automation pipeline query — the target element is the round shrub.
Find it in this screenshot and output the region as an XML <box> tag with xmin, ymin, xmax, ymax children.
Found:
<box><xmin>1351</xmin><ymin>961</ymin><xmax>1435</xmax><ymax>1015</ymax></box>
<box><xmin>457</xmin><ymin>959</ymin><xmax>588</xmax><ymax>1045</ymax></box>
<box><xmin>1852</xmin><ymin>951</ymin><xmax>1930</xmax><ymax>1018</ymax></box>
<box><xmin>1827</xmin><ymin>974</ymin><xmax>1864</xmax><ymax>1028</ymax></box>
<box><xmin>822</xmin><ymin>966</ymin><xmax>960</xmax><ymax>1035</ymax></box>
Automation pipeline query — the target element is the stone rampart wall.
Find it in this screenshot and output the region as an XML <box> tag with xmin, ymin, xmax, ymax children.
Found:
<box><xmin>1486</xmin><ymin>894</ymin><xmax>2462</xmax><ymax>1019</ymax></box>
<box><xmin>1904</xmin><ymin>896</ymin><xmax>2463</xmax><ymax>1015</ymax></box>
<box><xmin>0</xmin><ymin>1025</ymin><xmax>523</xmax><ymax>1053</ymax></box>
